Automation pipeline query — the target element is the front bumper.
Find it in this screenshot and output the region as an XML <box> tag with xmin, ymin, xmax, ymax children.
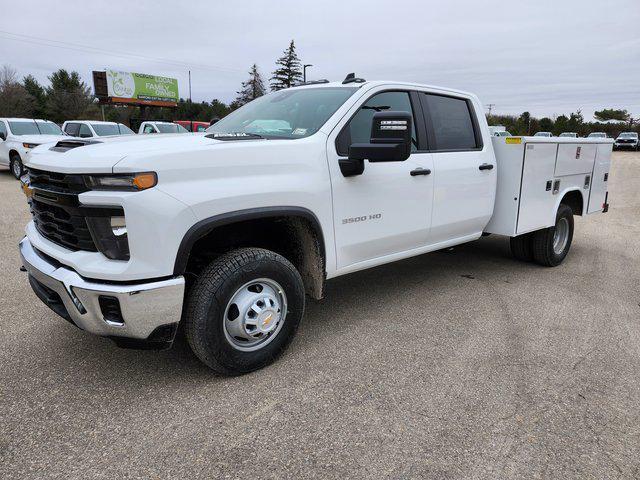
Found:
<box><xmin>614</xmin><ymin>143</ymin><xmax>638</xmax><ymax>149</ymax></box>
<box><xmin>19</xmin><ymin>237</ymin><xmax>185</xmax><ymax>349</ymax></box>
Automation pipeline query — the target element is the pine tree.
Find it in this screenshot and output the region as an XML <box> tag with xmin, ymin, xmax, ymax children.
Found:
<box><xmin>270</xmin><ymin>40</ymin><xmax>302</xmax><ymax>91</ymax></box>
<box><xmin>23</xmin><ymin>75</ymin><xmax>46</xmax><ymax>118</ymax></box>
<box><xmin>45</xmin><ymin>69</ymin><xmax>94</xmax><ymax>124</ymax></box>
<box><xmin>234</xmin><ymin>64</ymin><xmax>266</xmax><ymax>106</ymax></box>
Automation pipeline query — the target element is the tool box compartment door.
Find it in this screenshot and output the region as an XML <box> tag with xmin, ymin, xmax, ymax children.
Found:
<box><xmin>587</xmin><ymin>144</ymin><xmax>612</xmax><ymax>214</ymax></box>
<box><xmin>516</xmin><ymin>143</ymin><xmax>558</xmax><ymax>235</ymax></box>
<box><xmin>555</xmin><ymin>144</ymin><xmax>596</xmax><ymax>177</ymax></box>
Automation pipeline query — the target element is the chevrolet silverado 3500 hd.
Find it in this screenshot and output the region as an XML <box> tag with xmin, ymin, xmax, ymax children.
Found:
<box><xmin>18</xmin><ymin>77</ymin><xmax>612</xmax><ymax>375</ymax></box>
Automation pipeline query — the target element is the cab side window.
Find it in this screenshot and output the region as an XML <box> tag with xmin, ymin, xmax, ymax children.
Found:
<box><xmin>336</xmin><ymin>91</ymin><xmax>417</xmax><ymax>156</ymax></box>
<box><xmin>79</xmin><ymin>124</ymin><xmax>92</xmax><ymax>138</ymax></box>
<box><xmin>65</xmin><ymin>123</ymin><xmax>80</xmax><ymax>137</ymax></box>
<box><xmin>421</xmin><ymin>94</ymin><xmax>480</xmax><ymax>151</ymax></box>
<box><xmin>0</xmin><ymin>121</ymin><xmax>6</xmax><ymax>139</ymax></box>
<box><xmin>143</xmin><ymin>125</ymin><xmax>156</xmax><ymax>134</ymax></box>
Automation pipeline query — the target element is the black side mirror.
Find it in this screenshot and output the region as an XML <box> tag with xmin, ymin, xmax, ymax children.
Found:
<box><xmin>349</xmin><ymin>111</ymin><xmax>412</xmax><ymax>162</ymax></box>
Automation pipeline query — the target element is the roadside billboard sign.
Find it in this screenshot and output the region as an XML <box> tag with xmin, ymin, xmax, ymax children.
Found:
<box><xmin>93</xmin><ymin>70</ymin><xmax>179</xmax><ymax>107</ymax></box>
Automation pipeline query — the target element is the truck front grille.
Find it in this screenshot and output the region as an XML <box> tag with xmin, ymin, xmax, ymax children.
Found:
<box><xmin>28</xmin><ymin>168</ymin><xmax>88</xmax><ymax>194</ymax></box>
<box><xmin>30</xmin><ymin>199</ymin><xmax>97</xmax><ymax>252</ymax></box>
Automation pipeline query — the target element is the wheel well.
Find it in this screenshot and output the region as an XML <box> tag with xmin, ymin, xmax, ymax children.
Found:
<box><xmin>9</xmin><ymin>149</ymin><xmax>20</xmax><ymax>160</ymax></box>
<box><xmin>560</xmin><ymin>190</ymin><xmax>584</xmax><ymax>216</ymax></box>
<box><xmin>180</xmin><ymin>215</ymin><xmax>325</xmax><ymax>300</ymax></box>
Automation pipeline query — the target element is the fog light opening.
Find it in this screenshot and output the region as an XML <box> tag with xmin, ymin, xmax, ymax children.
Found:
<box><xmin>99</xmin><ymin>295</ymin><xmax>125</xmax><ymax>326</ymax></box>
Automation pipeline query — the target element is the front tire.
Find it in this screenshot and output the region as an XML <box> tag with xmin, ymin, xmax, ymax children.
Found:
<box><xmin>9</xmin><ymin>153</ymin><xmax>23</xmax><ymax>179</ymax></box>
<box><xmin>184</xmin><ymin>248</ymin><xmax>305</xmax><ymax>375</ymax></box>
<box><xmin>532</xmin><ymin>204</ymin><xmax>574</xmax><ymax>267</ymax></box>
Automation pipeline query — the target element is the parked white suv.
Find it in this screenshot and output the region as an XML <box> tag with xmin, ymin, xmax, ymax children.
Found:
<box><xmin>614</xmin><ymin>132</ymin><xmax>638</xmax><ymax>150</ymax></box>
<box><xmin>18</xmin><ymin>78</ymin><xmax>612</xmax><ymax>375</ymax></box>
<box><xmin>62</xmin><ymin>120</ymin><xmax>135</xmax><ymax>138</ymax></box>
<box><xmin>0</xmin><ymin>118</ymin><xmax>69</xmax><ymax>178</ymax></box>
<box><xmin>138</xmin><ymin>121</ymin><xmax>188</xmax><ymax>134</ymax></box>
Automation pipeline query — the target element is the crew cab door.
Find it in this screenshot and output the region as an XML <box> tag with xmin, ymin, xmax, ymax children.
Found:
<box><xmin>418</xmin><ymin>92</ymin><xmax>496</xmax><ymax>243</ymax></box>
<box><xmin>327</xmin><ymin>89</ymin><xmax>434</xmax><ymax>270</ymax></box>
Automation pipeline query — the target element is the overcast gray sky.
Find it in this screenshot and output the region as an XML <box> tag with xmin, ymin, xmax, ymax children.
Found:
<box><xmin>1</xmin><ymin>0</ymin><xmax>638</xmax><ymax>120</ymax></box>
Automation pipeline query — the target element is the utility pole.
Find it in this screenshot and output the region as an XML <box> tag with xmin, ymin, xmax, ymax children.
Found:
<box><xmin>188</xmin><ymin>70</ymin><xmax>192</xmax><ymax>103</ymax></box>
<box><xmin>303</xmin><ymin>64</ymin><xmax>313</xmax><ymax>83</ymax></box>
<box><xmin>486</xmin><ymin>103</ymin><xmax>495</xmax><ymax>117</ymax></box>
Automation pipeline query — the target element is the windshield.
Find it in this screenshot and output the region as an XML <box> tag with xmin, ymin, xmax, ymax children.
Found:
<box><xmin>9</xmin><ymin>120</ymin><xmax>61</xmax><ymax>136</ymax></box>
<box><xmin>619</xmin><ymin>133</ymin><xmax>638</xmax><ymax>138</ymax></box>
<box><xmin>207</xmin><ymin>87</ymin><xmax>358</xmax><ymax>139</ymax></box>
<box><xmin>156</xmin><ymin>123</ymin><xmax>188</xmax><ymax>133</ymax></box>
<box><xmin>588</xmin><ymin>133</ymin><xmax>606</xmax><ymax>138</ymax></box>
<box><xmin>91</xmin><ymin>123</ymin><xmax>135</xmax><ymax>136</ymax></box>
<box><xmin>36</xmin><ymin>121</ymin><xmax>63</xmax><ymax>135</ymax></box>
<box><xmin>534</xmin><ymin>132</ymin><xmax>551</xmax><ymax>136</ymax></box>
<box><xmin>560</xmin><ymin>133</ymin><xmax>576</xmax><ymax>137</ymax></box>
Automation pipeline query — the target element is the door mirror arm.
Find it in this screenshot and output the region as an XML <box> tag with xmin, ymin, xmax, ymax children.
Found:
<box><xmin>339</xmin><ymin>158</ymin><xmax>364</xmax><ymax>177</ymax></box>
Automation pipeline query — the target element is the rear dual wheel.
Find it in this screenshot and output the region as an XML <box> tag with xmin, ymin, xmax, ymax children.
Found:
<box><xmin>510</xmin><ymin>204</ymin><xmax>574</xmax><ymax>267</ymax></box>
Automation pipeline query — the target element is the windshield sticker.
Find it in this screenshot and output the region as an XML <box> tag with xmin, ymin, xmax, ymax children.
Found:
<box><xmin>292</xmin><ymin>128</ymin><xmax>308</xmax><ymax>136</ymax></box>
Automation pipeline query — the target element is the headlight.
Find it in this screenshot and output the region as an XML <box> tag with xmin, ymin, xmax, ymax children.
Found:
<box><xmin>86</xmin><ymin>213</ymin><xmax>130</xmax><ymax>260</ymax></box>
<box><xmin>84</xmin><ymin>172</ymin><xmax>157</xmax><ymax>191</ymax></box>
<box><xmin>22</xmin><ymin>143</ymin><xmax>40</xmax><ymax>149</ymax></box>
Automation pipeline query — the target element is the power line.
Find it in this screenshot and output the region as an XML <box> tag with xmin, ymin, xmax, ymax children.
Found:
<box><xmin>0</xmin><ymin>30</ymin><xmax>243</xmax><ymax>74</ymax></box>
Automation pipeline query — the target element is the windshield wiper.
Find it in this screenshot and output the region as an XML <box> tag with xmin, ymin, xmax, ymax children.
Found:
<box><xmin>205</xmin><ymin>132</ymin><xmax>265</xmax><ymax>140</ymax></box>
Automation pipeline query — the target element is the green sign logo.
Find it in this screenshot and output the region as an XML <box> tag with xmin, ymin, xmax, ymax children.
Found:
<box><xmin>106</xmin><ymin>70</ymin><xmax>179</xmax><ymax>102</ymax></box>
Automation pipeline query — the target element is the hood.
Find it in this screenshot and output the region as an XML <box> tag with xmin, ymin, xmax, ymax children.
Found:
<box><xmin>24</xmin><ymin>133</ymin><xmax>235</xmax><ymax>173</ymax></box>
<box><xmin>17</xmin><ymin>134</ymin><xmax>69</xmax><ymax>145</ymax></box>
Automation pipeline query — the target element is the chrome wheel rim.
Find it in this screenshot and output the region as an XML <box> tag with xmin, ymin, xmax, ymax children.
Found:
<box><xmin>223</xmin><ymin>278</ymin><xmax>287</xmax><ymax>352</ymax></box>
<box><xmin>553</xmin><ymin>217</ymin><xmax>569</xmax><ymax>255</ymax></box>
<box><xmin>12</xmin><ymin>160</ymin><xmax>21</xmax><ymax>177</ymax></box>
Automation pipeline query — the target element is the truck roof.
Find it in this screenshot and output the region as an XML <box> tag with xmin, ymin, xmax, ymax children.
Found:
<box><xmin>289</xmin><ymin>80</ymin><xmax>476</xmax><ymax>98</ymax></box>
<box><xmin>63</xmin><ymin>120</ymin><xmax>120</xmax><ymax>125</ymax></box>
<box><xmin>0</xmin><ymin>117</ymin><xmax>56</xmax><ymax>122</ymax></box>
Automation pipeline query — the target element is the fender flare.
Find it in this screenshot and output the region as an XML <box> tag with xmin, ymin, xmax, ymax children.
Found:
<box><xmin>554</xmin><ymin>187</ymin><xmax>586</xmax><ymax>220</ymax></box>
<box><xmin>173</xmin><ymin>206</ymin><xmax>325</xmax><ymax>275</ymax></box>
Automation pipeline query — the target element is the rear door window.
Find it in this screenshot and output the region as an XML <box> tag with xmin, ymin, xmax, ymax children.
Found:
<box><xmin>79</xmin><ymin>124</ymin><xmax>93</xmax><ymax>138</ymax></box>
<box><xmin>421</xmin><ymin>94</ymin><xmax>480</xmax><ymax>151</ymax></box>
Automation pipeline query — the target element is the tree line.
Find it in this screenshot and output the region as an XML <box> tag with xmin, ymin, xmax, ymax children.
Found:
<box><xmin>488</xmin><ymin>109</ymin><xmax>639</xmax><ymax>138</ymax></box>
<box><xmin>0</xmin><ymin>37</ymin><xmax>638</xmax><ymax>137</ymax></box>
<box><xmin>0</xmin><ymin>39</ymin><xmax>305</xmax><ymax>126</ymax></box>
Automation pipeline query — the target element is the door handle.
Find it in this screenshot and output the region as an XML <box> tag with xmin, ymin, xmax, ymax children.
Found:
<box><xmin>479</xmin><ymin>163</ymin><xmax>494</xmax><ymax>171</ymax></box>
<box><xmin>410</xmin><ymin>168</ymin><xmax>431</xmax><ymax>176</ymax></box>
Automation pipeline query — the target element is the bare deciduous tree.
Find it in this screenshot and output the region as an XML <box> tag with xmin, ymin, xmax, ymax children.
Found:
<box><xmin>0</xmin><ymin>65</ymin><xmax>35</xmax><ymax>117</ymax></box>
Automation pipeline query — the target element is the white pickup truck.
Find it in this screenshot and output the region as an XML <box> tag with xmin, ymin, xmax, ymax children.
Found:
<box><xmin>18</xmin><ymin>77</ymin><xmax>612</xmax><ymax>375</ymax></box>
<box><xmin>0</xmin><ymin>118</ymin><xmax>70</xmax><ymax>179</ymax></box>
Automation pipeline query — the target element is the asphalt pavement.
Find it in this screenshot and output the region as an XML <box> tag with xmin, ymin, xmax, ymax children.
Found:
<box><xmin>1</xmin><ymin>152</ymin><xmax>639</xmax><ymax>479</ymax></box>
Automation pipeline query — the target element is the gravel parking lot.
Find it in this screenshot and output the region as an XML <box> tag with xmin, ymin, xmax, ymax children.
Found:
<box><xmin>1</xmin><ymin>152</ymin><xmax>639</xmax><ymax>479</ymax></box>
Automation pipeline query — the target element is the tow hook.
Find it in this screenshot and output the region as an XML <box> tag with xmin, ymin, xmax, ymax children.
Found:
<box><xmin>19</xmin><ymin>265</ymin><xmax>26</xmax><ymax>272</ymax></box>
